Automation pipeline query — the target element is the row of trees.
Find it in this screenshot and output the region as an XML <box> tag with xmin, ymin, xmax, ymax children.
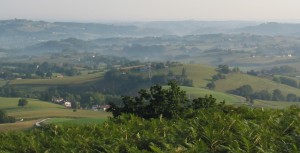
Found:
<box><xmin>247</xmin><ymin>65</ymin><xmax>297</xmax><ymax>76</ymax></box>
<box><xmin>273</xmin><ymin>76</ymin><xmax>299</xmax><ymax>88</ymax></box>
<box><xmin>0</xmin><ymin>62</ymin><xmax>80</xmax><ymax>80</ymax></box>
<box><xmin>231</xmin><ymin>84</ymin><xmax>300</xmax><ymax>102</ymax></box>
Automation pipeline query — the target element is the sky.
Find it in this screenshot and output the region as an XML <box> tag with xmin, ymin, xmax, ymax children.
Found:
<box><xmin>1</xmin><ymin>0</ymin><xmax>300</xmax><ymax>22</ymax></box>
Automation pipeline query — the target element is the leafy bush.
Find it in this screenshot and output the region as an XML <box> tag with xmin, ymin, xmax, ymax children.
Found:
<box><xmin>0</xmin><ymin>109</ymin><xmax>15</xmax><ymax>124</ymax></box>
<box><xmin>0</xmin><ymin>106</ymin><xmax>300</xmax><ymax>152</ymax></box>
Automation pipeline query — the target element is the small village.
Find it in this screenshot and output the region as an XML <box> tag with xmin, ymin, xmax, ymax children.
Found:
<box><xmin>51</xmin><ymin>97</ymin><xmax>110</xmax><ymax>111</ymax></box>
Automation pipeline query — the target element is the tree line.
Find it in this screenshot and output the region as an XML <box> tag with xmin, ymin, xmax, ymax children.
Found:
<box><xmin>231</xmin><ymin>84</ymin><xmax>300</xmax><ymax>102</ymax></box>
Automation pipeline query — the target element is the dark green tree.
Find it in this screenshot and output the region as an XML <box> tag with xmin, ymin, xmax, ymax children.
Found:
<box><xmin>18</xmin><ymin>98</ymin><xmax>28</xmax><ymax>108</ymax></box>
<box><xmin>233</xmin><ymin>85</ymin><xmax>253</xmax><ymax>98</ymax></box>
<box><xmin>286</xmin><ymin>93</ymin><xmax>297</xmax><ymax>102</ymax></box>
<box><xmin>0</xmin><ymin>109</ymin><xmax>15</xmax><ymax>124</ymax></box>
<box><xmin>46</xmin><ymin>72</ymin><xmax>52</xmax><ymax>78</ymax></box>
<box><xmin>181</xmin><ymin>67</ymin><xmax>187</xmax><ymax>78</ymax></box>
<box><xmin>108</xmin><ymin>81</ymin><xmax>189</xmax><ymax>119</ymax></box>
<box><xmin>206</xmin><ymin>82</ymin><xmax>216</xmax><ymax>90</ymax></box>
<box><xmin>217</xmin><ymin>65</ymin><xmax>230</xmax><ymax>74</ymax></box>
<box><xmin>192</xmin><ymin>95</ymin><xmax>218</xmax><ymax>109</ymax></box>
<box><xmin>272</xmin><ymin>89</ymin><xmax>285</xmax><ymax>101</ymax></box>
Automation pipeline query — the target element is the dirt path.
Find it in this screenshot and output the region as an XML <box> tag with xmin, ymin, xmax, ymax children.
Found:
<box><xmin>35</xmin><ymin>118</ymin><xmax>50</xmax><ymax>127</ymax></box>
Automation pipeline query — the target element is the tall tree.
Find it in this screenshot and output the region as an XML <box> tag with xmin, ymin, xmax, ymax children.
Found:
<box><xmin>18</xmin><ymin>98</ymin><xmax>28</xmax><ymax>108</ymax></box>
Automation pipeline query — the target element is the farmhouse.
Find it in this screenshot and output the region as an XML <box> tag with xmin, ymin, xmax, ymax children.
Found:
<box><xmin>64</xmin><ymin>102</ymin><xmax>72</xmax><ymax>108</ymax></box>
<box><xmin>90</xmin><ymin>105</ymin><xmax>110</xmax><ymax>111</ymax></box>
<box><xmin>100</xmin><ymin>105</ymin><xmax>111</xmax><ymax>111</ymax></box>
<box><xmin>52</xmin><ymin>97</ymin><xmax>64</xmax><ymax>103</ymax></box>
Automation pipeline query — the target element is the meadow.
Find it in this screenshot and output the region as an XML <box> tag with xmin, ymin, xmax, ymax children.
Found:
<box><xmin>179</xmin><ymin>86</ymin><xmax>245</xmax><ymax>105</ymax></box>
<box><xmin>0</xmin><ymin>97</ymin><xmax>110</xmax><ymax>131</ymax></box>
<box><xmin>9</xmin><ymin>72</ymin><xmax>103</xmax><ymax>86</ymax></box>
<box><xmin>254</xmin><ymin>99</ymin><xmax>300</xmax><ymax>109</ymax></box>
<box><xmin>171</xmin><ymin>64</ymin><xmax>216</xmax><ymax>87</ymax></box>
<box><xmin>215</xmin><ymin>73</ymin><xmax>300</xmax><ymax>96</ymax></box>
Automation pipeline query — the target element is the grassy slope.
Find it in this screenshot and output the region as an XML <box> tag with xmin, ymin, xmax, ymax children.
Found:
<box><xmin>0</xmin><ymin>97</ymin><xmax>110</xmax><ymax>131</ymax></box>
<box><xmin>179</xmin><ymin>86</ymin><xmax>245</xmax><ymax>105</ymax></box>
<box><xmin>170</xmin><ymin>64</ymin><xmax>216</xmax><ymax>87</ymax></box>
<box><xmin>7</xmin><ymin>72</ymin><xmax>103</xmax><ymax>92</ymax></box>
<box><xmin>0</xmin><ymin>80</ymin><xmax>6</xmax><ymax>87</ymax></box>
<box><xmin>9</xmin><ymin>72</ymin><xmax>103</xmax><ymax>86</ymax></box>
<box><xmin>0</xmin><ymin>119</ymin><xmax>40</xmax><ymax>131</ymax></box>
<box><xmin>0</xmin><ymin>97</ymin><xmax>110</xmax><ymax>119</ymax></box>
<box><xmin>253</xmin><ymin>99</ymin><xmax>300</xmax><ymax>109</ymax></box>
<box><xmin>215</xmin><ymin>73</ymin><xmax>300</xmax><ymax>96</ymax></box>
<box><xmin>44</xmin><ymin>118</ymin><xmax>107</xmax><ymax>125</ymax></box>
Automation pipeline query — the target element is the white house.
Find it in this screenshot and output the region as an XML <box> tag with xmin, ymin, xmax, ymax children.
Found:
<box><xmin>64</xmin><ymin>102</ymin><xmax>72</xmax><ymax>108</ymax></box>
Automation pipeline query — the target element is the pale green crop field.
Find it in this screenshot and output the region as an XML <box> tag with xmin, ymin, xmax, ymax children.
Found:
<box><xmin>215</xmin><ymin>73</ymin><xmax>300</xmax><ymax>96</ymax></box>
<box><xmin>0</xmin><ymin>97</ymin><xmax>110</xmax><ymax>119</ymax></box>
<box><xmin>9</xmin><ymin>72</ymin><xmax>103</xmax><ymax>86</ymax></box>
<box><xmin>0</xmin><ymin>97</ymin><xmax>110</xmax><ymax>131</ymax></box>
<box><xmin>254</xmin><ymin>100</ymin><xmax>300</xmax><ymax>109</ymax></box>
<box><xmin>171</xmin><ymin>64</ymin><xmax>216</xmax><ymax>88</ymax></box>
<box><xmin>179</xmin><ymin>86</ymin><xmax>245</xmax><ymax>105</ymax></box>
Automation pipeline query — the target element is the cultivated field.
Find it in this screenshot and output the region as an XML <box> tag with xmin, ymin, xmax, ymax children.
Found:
<box><xmin>254</xmin><ymin>99</ymin><xmax>300</xmax><ymax>109</ymax></box>
<box><xmin>0</xmin><ymin>97</ymin><xmax>110</xmax><ymax>131</ymax></box>
<box><xmin>9</xmin><ymin>72</ymin><xmax>103</xmax><ymax>86</ymax></box>
<box><xmin>215</xmin><ymin>73</ymin><xmax>300</xmax><ymax>96</ymax></box>
<box><xmin>171</xmin><ymin>64</ymin><xmax>216</xmax><ymax>87</ymax></box>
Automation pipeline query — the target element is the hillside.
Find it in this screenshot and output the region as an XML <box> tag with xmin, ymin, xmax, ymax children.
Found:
<box><xmin>0</xmin><ymin>97</ymin><xmax>110</xmax><ymax>131</ymax></box>
<box><xmin>170</xmin><ymin>64</ymin><xmax>216</xmax><ymax>87</ymax></box>
<box><xmin>0</xmin><ymin>19</ymin><xmax>170</xmax><ymax>48</ymax></box>
<box><xmin>238</xmin><ymin>22</ymin><xmax>300</xmax><ymax>36</ymax></box>
<box><xmin>179</xmin><ymin>86</ymin><xmax>244</xmax><ymax>105</ymax></box>
<box><xmin>215</xmin><ymin>73</ymin><xmax>300</xmax><ymax>96</ymax></box>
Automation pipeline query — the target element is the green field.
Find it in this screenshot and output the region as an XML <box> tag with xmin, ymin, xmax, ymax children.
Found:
<box><xmin>44</xmin><ymin>117</ymin><xmax>107</xmax><ymax>125</ymax></box>
<box><xmin>171</xmin><ymin>64</ymin><xmax>216</xmax><ymax>87</ymax></box>
<box><xmin>9</xmin><ymin>72</ymin><xmax>103</xmax><ymax>86</ymax></box>
<box><xmin>0</xmin><ymin>80</ymin><xmax>6</xmax><ymax>87</ymax></box>
<box><xmin>215</xmin><ymin>73</ymin><xmax>300</xmax><ymax>96</ymax></box>
<box><xmin>0</xmin><ymin>97</ymin><xmax>110</xmax><ymax>119</ymax></box>
<box><xmin>0</xmin><ymin>97</ymin><xmax>110</xmax><ymax>131</ymax></box>
<box><xmin>253</xmin><ymin>99</ymin><xmax>300</xmax><ymax>109</ymax></box>
<box><xmin>179</xmin><ymin>86</ymin><xmax>245</xmax><ymax>105</ymax></box>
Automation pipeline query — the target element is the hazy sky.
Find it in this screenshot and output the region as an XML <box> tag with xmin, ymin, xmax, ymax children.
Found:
<box><xmin>1</xmin><ymin>0</ymin><xmax>300</xmax><ymax>22</ymax></box>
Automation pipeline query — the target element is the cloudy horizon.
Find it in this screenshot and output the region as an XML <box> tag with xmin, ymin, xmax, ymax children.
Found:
<box><xmin>1</xmin><ymin>0</ymin><xmax>300</xmax><ymax>23</ymax></box>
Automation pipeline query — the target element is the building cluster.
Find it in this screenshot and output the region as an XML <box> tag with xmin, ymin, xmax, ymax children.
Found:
<box><xmin>51</xmin><ymin>97</ymin><xmax>72</xmax><ymax>108</ymax></box>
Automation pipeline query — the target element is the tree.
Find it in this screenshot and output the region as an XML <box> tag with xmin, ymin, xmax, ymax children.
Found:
<box><xmin>286</xmin><ymin>93</ymin><xmax>297</xmax><ymax>102</ymax></box>
<box><xmin>18</xmin><ymin>98</ymin><xmax>28</xmax><ymax>108</ymax></box>
<box><xmin>181</xmin><ymin>67</ymin><xmax>187</xmax><ymax>78</ymax></box>
<box><xmin>233</xmin><ymin>85</ymin><xmax>253</xmax><ymax>98</ymax></box>
<box><xmin>232</xmin><ymin>67</ymin><xmax>240</xmax><ymax>73</ymax></box>
<box><xmin>206</xmin><ymin>82</ymin><xmax>216</xmax><ymax>90</ymax></box>
<box><xmin>272</xmin><ymin>89</ymin><xmax>285</xmax><ymax>101</ymax></box>
<box><xmin>217</xmin><ymin>65</ymin><xmax>230</xmax><ymax>74</ymax></box>
<box><xmin>46</xmin><ymin>72</ymin><xmax>52</xmax><ymax>78</ymax></box>
<box><xmin>251</xmin><ymin>90</ymin><xmax>272</xmax><ymax>100</ymax></box>
<box><xmin>108</xmin><ymin>81</ymin><xmax>189</xmax><ymax>119</ymax></box>
<box><xmin>108</xmin><ymin>81</ymin><xmax>224</xmax><ymax>119</ymax></box>
<box><xmin>192</xmin><ymin>95</ymin><xmax>217</xmax><ymax>109</ymax></box>
<box><xmin>0</xmin><ymin>109</ymin><xmax>15</xmax><ymax>124</ymax></box>
<box><xmin>212</xmin><ymin>73</ymin><xmax>226</xmax><ymax>81</ymax></box>
<box><xmin>279</xmin><ymin>77</ymin><xmax>298</xmax><ymax>88</ymax></box>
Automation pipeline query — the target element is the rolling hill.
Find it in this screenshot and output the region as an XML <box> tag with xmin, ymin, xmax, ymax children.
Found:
<box><xmin>0</xmin><ymin>97</ymin><xmax>110</xmax><ymax>131</ymax></box>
